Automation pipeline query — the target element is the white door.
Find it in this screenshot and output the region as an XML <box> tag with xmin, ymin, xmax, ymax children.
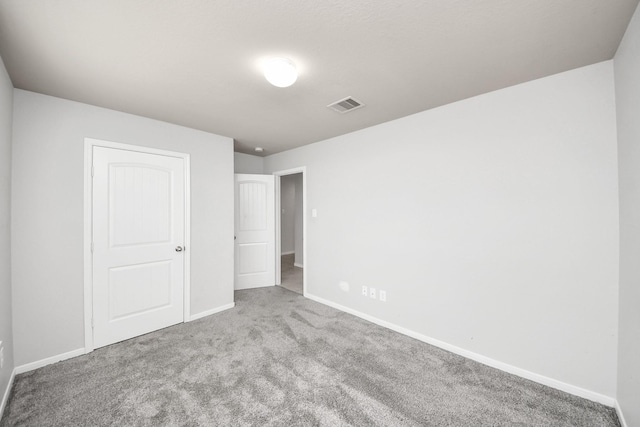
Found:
<box><xmin>92</xmin><ymin>146</ymin><xmax>185</xmax><ymax>348</ymax></box>
<box><xmin>235</xmin><ymin>174</ymin><xmax>275</xmax><ymax>289</ymax></box>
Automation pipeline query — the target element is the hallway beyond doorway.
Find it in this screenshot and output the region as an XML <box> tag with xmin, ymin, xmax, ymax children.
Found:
<box><xmin>280</xmin><ymin>254</ymin><xmax>302</xmax><ymax>294</ymax></box>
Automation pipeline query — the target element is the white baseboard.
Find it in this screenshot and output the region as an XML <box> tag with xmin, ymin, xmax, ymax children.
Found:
<box><xmin>1</xmin><ymin>368</ymin><xmax>16</xmax><ymax>418</ymax></box>
<box><xmin>294</xmin><ymin>263</ymin><xmax>304</xmax><ymax>268</ymax></box>
<box><xmin>189</xmin><ymin>302</ymin><xmax>235</xmax><ymax>321</ymax></box>
<box><xmin>615</xmin><ymin>400</ymin><xmax>628</xmax><ymax>427</ymax></box>
<box><xmin>234</xmin><ymin>283</ymin><xmax>274</xmax><ymax>291</ymax></box>
<box><xmin>10</xmin><ymin>303</ymin><xmax>236</xmax><ymax>375</ymax></box>
<box><xmin>281</xmin><ymin>251</ymin><xmax>295</xmax><ymax>256</ymax></box>
<box><xmin>305</xmin><ymin>293</ymin><xmax>615</xmax><ymax>407</ymax></box>
<box><xmin>14</xmin><ymin>348</ymin><xmax>85</xmax><ymax>375</ymax></box>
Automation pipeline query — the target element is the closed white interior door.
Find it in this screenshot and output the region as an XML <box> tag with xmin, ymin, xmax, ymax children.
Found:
<box><xmin>235</xmin><ymin>174</ymin><xmax>275</xmax><ymax>289</ymax></box>
<box><xmin>92</xmin><ymin>146</ymin><xmax>185</xmax><ymax>348</ymax></box>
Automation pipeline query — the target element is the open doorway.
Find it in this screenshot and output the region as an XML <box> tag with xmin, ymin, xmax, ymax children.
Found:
<box><xmin>274</xmin><ymin>167</ymin><xmax>306</xmax><ymax>295</ymax></box>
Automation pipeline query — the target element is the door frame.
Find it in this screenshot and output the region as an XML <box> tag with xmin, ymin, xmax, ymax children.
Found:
<box><xmin>273</xmin><ymin>167</ymin><xmax>307</xmax><ymax>295</ymax></box>
<box><xmin>83</xmin><ymin>138</ymin><xmax>191</xmax><ymax>353</ymax></box>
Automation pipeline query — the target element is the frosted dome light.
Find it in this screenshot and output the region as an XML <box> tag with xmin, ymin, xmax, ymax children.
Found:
<box><xmin>263</xmin><ymin>58</ymin><xmax>297</xmax><ymax>88</ymax></box>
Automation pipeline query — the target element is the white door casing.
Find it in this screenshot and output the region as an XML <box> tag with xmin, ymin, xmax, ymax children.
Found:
<box><xmin>91</xmin><ymin>145</ymin><xmax>186</xmax><ymax>349</ymax></box>
<box><xmin>234</xmin><ymin>174</ymin><xmax>275</xmax><ymax>289</ymax></box>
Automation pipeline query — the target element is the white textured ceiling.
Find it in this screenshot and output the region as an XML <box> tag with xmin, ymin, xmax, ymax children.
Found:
<box><xmin>0</xmin><ymin>0</ymin><xmax>637</xmax><ymax>155</ymax></box>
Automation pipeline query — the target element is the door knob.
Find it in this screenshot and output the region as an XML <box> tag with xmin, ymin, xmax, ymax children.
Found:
<box><xmin>175</xmin><ymin>246</ymin><xmax>184</xmax><ymax>252</ymax></box>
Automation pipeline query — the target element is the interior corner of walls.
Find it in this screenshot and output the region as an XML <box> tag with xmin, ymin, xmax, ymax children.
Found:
<box><xmin>615</xmin><ymin>401</ymin><xmax>629</xmax><ymax>427</ymax></box>
<box><xmin>0</xmin><ymin>368</ymin><xmax>16</xmax><ymax>420</ymax></box>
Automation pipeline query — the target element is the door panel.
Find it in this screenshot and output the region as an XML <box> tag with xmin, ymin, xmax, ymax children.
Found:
<box><xmin>238</xmin><ymin>243</ymin><xmax>268</xmax><ymax>274</ymax></box>
<box><xmin>93</xmin><ymin>146</ymin><xmax>185</xmax><ymax>348</ymax></box>
<box><xmin>109</xmin><ymin>260</ymin><xmax>172</xmax><ymax>320</ymax></box>
<box><xmin>238</xmin><ymin>181</ymin><xmax>268</xmax><ymax>230</ymax></box>
<box><xmin>110</xmin><ymin>165</ymin><xmax>172</xmax><ymax>246</ymax></box>
<box><xmin>235</xmin><ymin>174</ymin><xmax>275</xmax><ymax>289</ymax></box>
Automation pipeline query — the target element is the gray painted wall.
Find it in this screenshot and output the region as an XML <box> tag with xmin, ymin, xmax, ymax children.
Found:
<box><xmin>11</xmin><ymin>90</ymin><xmax>234</xmax><ymax>366</ymax></box>
<box><xmin>265</xmin><ymin>62</ymin><xmax>619</xmax><ymax>397</ymax></box>
<box><xmin>281</xmin><ymin>175</ymin><xmax>296</xmax><ymax>254</ymax></box>
<box><xmin>234</xmin><ymin>152</ymin><xmax>264</xmax><ymax>174</ymax></box>
<box><xmin>614</xmin><ymin>2</ymin><xmax>640</xmax><ymax>425</ymax></box>
<box><xmin>0</xmin><ymin>55</ymin><xmax>14</xmax><ymax>411</ymax></box>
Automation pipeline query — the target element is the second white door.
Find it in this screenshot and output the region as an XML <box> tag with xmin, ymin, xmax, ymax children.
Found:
<box><xmin>235</xmin><ymin>174</ymin><xmax>275</xmax><ymax>289</ymax></box>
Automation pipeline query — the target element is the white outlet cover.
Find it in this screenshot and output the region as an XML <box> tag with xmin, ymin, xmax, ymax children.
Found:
<box><xmin>370</xmin><ymin>288</ymin><xmax>376</xmax><ymax>298</ymax></box>
<box><xmin>362</xmin><ymin>286</ymin><xmax>368</xmax><ymax>296</ymax></box>
<box><xmin>379</xmin><ymin>290</ymin><xmax>387</xmax><ymax>302</ymax></box>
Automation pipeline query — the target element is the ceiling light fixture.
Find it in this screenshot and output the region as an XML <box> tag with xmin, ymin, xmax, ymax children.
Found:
<box><xmin>263</xmin><ymin>58</ymin><xmax>297</xmax><ymax>88</ymax></box>
<box><xmin>255</xmin><ymin>147</ymin><xmax>264</xmax><ymax>153</ymax></box>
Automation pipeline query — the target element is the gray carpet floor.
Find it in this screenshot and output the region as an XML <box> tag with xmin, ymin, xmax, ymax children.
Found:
<box><xmin>280</xmin><ymin>254</ymin><xmax>303</xmax><ymax>294</ymax></box>
<box><xmin>1</xmin><ymin>287</ymin><xmax>620</xmax><ymax>426</ymax></box>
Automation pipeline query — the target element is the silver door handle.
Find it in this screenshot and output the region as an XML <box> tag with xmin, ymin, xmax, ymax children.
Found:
<box><xmin>175</xmin><ymin>246</ymin><xmax>184</xmax><ymax>252</ymax></box>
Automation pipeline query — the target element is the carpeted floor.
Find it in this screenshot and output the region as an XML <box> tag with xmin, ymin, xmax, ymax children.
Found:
<box><xmin>1</xmin><ymin>287</ymin><xmax>620</xmax><ymax>426</ymax></box>
<box><xmin>280</xmin><ymin>253</ymin><xmax>303</xmax><ymax>294</ymax></box>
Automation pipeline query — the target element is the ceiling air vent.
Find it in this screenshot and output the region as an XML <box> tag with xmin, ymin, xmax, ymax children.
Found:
<box><xmin>327</xmin><ymin>96</ymin><xmax>364</xmax><ymax>113</ymax></box>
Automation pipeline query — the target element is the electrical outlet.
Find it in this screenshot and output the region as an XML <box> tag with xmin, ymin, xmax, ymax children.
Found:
<box><xmin>370</xmin><ymin>288</ymin><xmax>376</xmax><ymax>299</ymax></box>
<box><xmin>339</xmin><ymin>281</ymin><xmax>350</xmax><ymax>292</ymax></box>
<box><xmin>379</xmin><ymin>290</ymin><xmax>387</xmax><ymax>302</ymax></box>
<box><xmin>362</xmin><ymin>286</ymin><xmax>368</xmax><ymax>296</ymax></box>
